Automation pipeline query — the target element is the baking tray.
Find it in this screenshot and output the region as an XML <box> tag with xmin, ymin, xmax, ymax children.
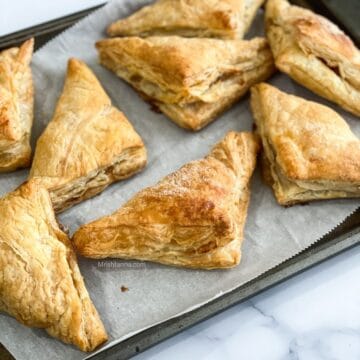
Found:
<box><xmin>0</xmin><ymin>2</ymin><xmax>359</xmax><ymax>359</ymax></box>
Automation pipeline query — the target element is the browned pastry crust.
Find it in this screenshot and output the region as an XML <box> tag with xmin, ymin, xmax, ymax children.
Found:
<box><xmin>265</xmin><ymin>0</ymin><xmax>360</xmax><ymax>116</ymax></box>
<box><xmin>0</xmin><ymin>38</ymin><xmax>34</xmax><ymax>172</ymax></box>
<box><xmin>107</xmin><ymin>0</ymin><xmax>264</xmax><ymax>39</ymax></box>
<box><xmin>73</xmin><ymin>131</ymin><xmax>260</xmax><ymax>269</ymax></box>
<box><xmin>96</xmin><ymin>36</ymin><xmax>275</xmax><ymax>130</ymax></box>
<box><xmin>29</xmin><ymin>58</ymin><xmax>147</xmax><ymax>213</ymax></box>
<box><xmin>250</xmin><ymin>83</ymin><xmax>360</xmax><ymax>206</ymax></box>
<box><xmin>0</xmin><ymin>180</ymin><xmax>108</xmax><ymax>351</ymax></box>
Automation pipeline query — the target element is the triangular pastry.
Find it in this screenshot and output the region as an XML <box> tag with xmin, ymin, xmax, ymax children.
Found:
<box><xmin>96</xmin><ymin>36</ymin><xmax>275</xmax><ymax>130</ymax></box>
<box><xmin>0</xmin><ymin>180</ymin><xmax>107</xmax><ymax>351</ymax></box>
<box><xmin>107</xmin><ymin>0</ymin><xmax>264</xmax><ymax>39</ymax></box>
<box><xmin>265</xmin><ymin>0</ymin><xmax>360</xmax><ymax>116</ymax></box>
<box><xmin>29</xmin><ymin>58</ymin><xmax>147</xmax><ymax>213</ymax></box>
<box><xmin>73</xmin><ymin>132</ymin><xmax>260</xmax><ymax>269</ymax></box>
<box><xmin>0</xmin><ymin>38</ymin><xmax>34</xmax><ymax>172</ymax></box>
<box><xmin>250</xmin><ymin>83</ymin><xmax>360</xmax><ymax>206</ymax></box>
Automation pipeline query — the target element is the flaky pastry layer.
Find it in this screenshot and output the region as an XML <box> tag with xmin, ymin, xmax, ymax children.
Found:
<box><xmin>50</xmin><ymin>147</ymin><xmax>146</xmax><ymax>212</ymax></box>
<box><xmin>251</xmin><ymin>83</ymin><xmax>360</xmax><ymax>206</ymax></box>
<box><xmin>0</xmin><ymin>180</ymin><xmax>107</xmax><ymax>351</ymax></box>
<box><xmin>265</xmin><ymin>0</ymin><xmax>360</xmax><ymax>116</ymax></box>
<box><xmin>96</xmin><ymin>36</ymin><xmax>275</xmax><ymax>130</ymax></box>
<box><xmin>0</xmin><ymin>38</ymin><xmax>34</xmax><ymax>172</ymax></box>
<box><xmin>73</xmin><ymin>132</ymin><xmax>260</xmax><ymax>269</ymax></box>
<box><xmin>30</xmin><ymin>58</ymin><xmax>147</xmax><ymax>212</ymax></box>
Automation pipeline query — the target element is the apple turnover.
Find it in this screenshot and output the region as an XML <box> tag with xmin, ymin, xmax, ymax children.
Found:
<box><xmin>29</xmin><ymin>58</ymin><xmax>147</xmax><ymax>212</ymax></box>
<box><xmin>265</xmin><ymin>0</ymin><xmax>360</xmax><ymax>116</ymax></box>
<box><xmin>251</xmin><ymin>83</ymin><xmax>360</xmax><ymax>206</ymax></box>
<box><xmin>0</xmin><ymin>38</ymin><xmax>34</xmax><ymax>172</ymax></box>
<box><xmin>73</xmin><ymin>132</ymin><xmax>259</xmax><ymax>269</ymax></box>
<box><xmin>96</xmin><ymin>36</ymin><xmax>275</xmax><ymax>130</ymax></box>
<box><xmin>0</xmin><ymin>180</ymin><xmax>107</xmax><ymax>351</ymax></box>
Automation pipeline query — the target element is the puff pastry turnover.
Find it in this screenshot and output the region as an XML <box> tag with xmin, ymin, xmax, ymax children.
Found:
<box><xmin>0</xmin><ymin>180</ymin><xmax>107</xmax><ymax>351</ymax></box>
<box><xmin>0</xmin><ymin>38</ymin><xmax>34</xmax><ymax>172</ymax></box>
<box><xmin>96</xmin><ymin>36</ymin><xmax>275</xmax><ymax>130</ymax></box>
<box><xmin>265</xmin><ymin>0</ymin><xmax>360</xmax><ymax>117</ymax></box>
<box><xmin>251</xmin><ymin>83</ymin><xmax>360</xmax><ymax>206</ymax></box>
<box><xmin>73</xmin><ymin>132</ymin><xmax>259</xmax><ymax>269</ymax></box>
<box><xmin>29</xmin><ymin>58</ymin><xmax>147</xmax><ymax>213</ymax></box>
<box><xmin>107</xmin><ymin>0</ymin><xmax>264</xmax><ymax>39</ymax></box>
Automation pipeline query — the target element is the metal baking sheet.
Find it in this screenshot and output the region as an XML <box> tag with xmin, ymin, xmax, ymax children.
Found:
<box><xmin>0</xmin><ymin>3</ymin><xmax>359</xmax><ymax>360</ymax></box>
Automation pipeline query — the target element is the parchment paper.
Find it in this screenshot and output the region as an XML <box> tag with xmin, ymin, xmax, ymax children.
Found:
<box><xmin>0</xmin><ymin>1</ymin><xmax>359</xmax><ymax>359</ymax></box>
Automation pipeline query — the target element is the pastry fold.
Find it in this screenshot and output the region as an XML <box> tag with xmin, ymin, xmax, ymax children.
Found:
<box><xmin>0</xmin><ymin>38</ymin><xmax>34</xmax><ymax>172</ymax></box>
<box><xmin>29</xmin><ymin>58</ymin><xmax>147</xmax><ymax>212</ymax></box>
<box><xmin>0</xmin><ymin>180</ymin><xmax>107</xmax><ymax>351</ymax></box>
<box><xmin>250</xmin><ymin>83</ymin><xmax>360</xmax><ymax>206</ymax></box>
<box><xmin>96</xmin><ymin>36</ymin><xmax>275</xmax><ymax>130</ymax></box>
<box><xmin>73</xmin><ymin>131</ymin><xmax>259</xmax><ymax>269</ymax></box>
<box><xmin>265</xmin><ymin>0</ymin><xmax>360</xmax><ymax>116</ymax></box>
<box><xmin>107</xmin><ymin>0</ymin><xmax>264</xmax><ymax>39</ymax></box>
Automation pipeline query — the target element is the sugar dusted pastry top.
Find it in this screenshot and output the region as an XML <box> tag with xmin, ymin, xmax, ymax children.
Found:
<box><xmin>109</xmin><ymin>131</ymin><xmax>259</xmax><ymax>228</ymax></box>
<box><xmin>265</xmin><ymin>0</ymin><xmax>360</xmax><ymax>115</ymax></box>
<box><xmin>30</xmin><ymin>58</ymin><xmax>146</xmax><ymax>190</ymax></box>
<box><xmin>251</xmin><ymin>83</ymin><xmax>360</xmax><ymax>183</ymax></box>
<box><xmin>73</xmin><ymin>132</ymin><xmax>260</xmax><ymax>269</ymax></box>
<box><xmin>0</xmin><ymin>180</ymin><xmax>108</xmax><ymax>351</ymax></box>
<box><xmin>266</xmin><ymin>0</ymin><xmax>360</xmax><ymax>67</ymax></box>
<box><xmin>107</xmin><ymin>0</ymin><xmax>264</xmax><ymax>39</ymax></box>
<box><xmin>292</xmin><ymin>15</ymin><xmax>360</xmax><ymax>91</ymax></box>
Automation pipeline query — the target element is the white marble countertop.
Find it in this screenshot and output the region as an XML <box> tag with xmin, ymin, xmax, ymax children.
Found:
<box><xmin>1</xmin><ymin>2</ymin><xmax>360</xmax><ymax>360</ymax></box>
<box><xmin>135</xmin><ymin>244</ymin><xmax>360</xmax><ymax>360</ymax></box>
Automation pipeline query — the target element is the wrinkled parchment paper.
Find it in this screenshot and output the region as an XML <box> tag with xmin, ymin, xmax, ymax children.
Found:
<box><xmin>0</xmin><ymin>1</ymin><xmax>359</xmax><ymax>359</ymax></box>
